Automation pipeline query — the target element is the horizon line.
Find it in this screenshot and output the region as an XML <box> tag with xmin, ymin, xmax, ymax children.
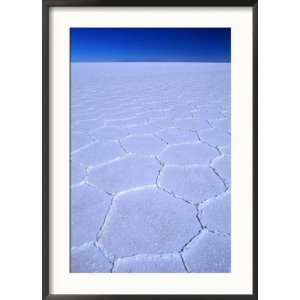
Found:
<box><xmin>71</xmin><ymin>60</ymin><xmax>231</xmax><ymax>63</ymax></box>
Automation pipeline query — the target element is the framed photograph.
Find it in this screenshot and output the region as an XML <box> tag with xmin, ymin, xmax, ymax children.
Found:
<box><xmin>43</xmin><ymin>0</ymin><xmax>258</xmax><ymax>299</ymax></box>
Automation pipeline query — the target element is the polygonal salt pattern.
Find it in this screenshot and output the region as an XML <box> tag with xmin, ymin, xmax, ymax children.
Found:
<box><xmin>90</xmin><ymin>126</ymin><xmax>130</xmax><ymax>142</ymax></box>
<box><xmin>98</xmin><ymin>187</ymin><xmax>200</xmax><ymax>257</ymax></box>
<box><xmin>73</xmin><ymin>119</ymin><xmax>105</xmax><ymax>133</ymax></box>
<box><xmin>88</xmin><ymin>155</ymin><xmax>161</xmax><ymax>194</ymax></box>
<box><xmin>158</xmin><ymin>165</ymin><xmax>225</xmax><ymax>204</ymax></box>
<box><xmin>120</xmin><ymin>134</ymin><xmax>166</xmax><ymax>155</ymax></box>
<box><xmin>148</xmin><ymin>118</ymin><xmax>176</xmax><ymax>131</ymax></box>
<box><xmin>70</xmin><ymin>63</ymin><xmax>231</xmax><ymax>273</ymax></box>
<box><xmin>212</xmin><ymin>154</ymin><xmax>231</xmax><ymax>188</ymax></box>
<box><xmin>191</xmin><ymin>107</ymin><xmax>225</xmax><ymax>120</ymax></box>
<box><xmin>220</xmin><ymin>145</ymin><xmax>231</xmax><ymax>156</ymax></box>
<box><xmin>173</xmin><ymin>118</ymin><xmax>211</xmax><ymax>131</ymax></box>
<box><xmin>72</xmin><ymin>140</ymin><xmax>126</xmax><ymax>167</ymax></box>
<box><xmin>71</xmin><ymin>243</ymin><xmax>112</xmax><ymax>273</ymax></box>
<box><xmin>182</xmin><ymin>230</ymin><xmax>231</xmax><ymax>272</ymax></box>
<box><xmin>113</xmin><ymin>253</ymin><xmax>187</xmax><ymax>273</ymax></box>
<box><xmin>156</xmin><ymin>127</ymin><xmax>199</xmax><ymax>145</ymax></box>
<box><xmin>71</xmin><ymin>185</ymin><xmax>111</xmax><ymax>247</ymax></box>
<box><xmin>198</xmin><ymin>127</ymin><xmax>230</xmax><ymax>147</ymax></box>
<box><xmin>71</xmin><ymin>162</ymin><xmax>85</xmax><ymax>187</ymax></box>
<box><xmin>159</xmin><ymin>142</ymin><xmax>218</xmax><ymax>166</ymax></box>
<box><xmin>105</xmin><ymin>116</ymin><xmax>148</xmax><ymax>127</ymax></box>
<box><xmin>211</xmin><ymin>118</ymin><xmax>231</xmax><ymax>133</ymax></box>
<box><xmin>126</xmin><ymin>123</ymin><xmax>158</xmax><ymax>136</ymax></box>
<box><xmin>136</xmin><ymin>109</ymin><xmax>169</xmax><ymax>120</ymax></box>
<box><xmin>71</xmin><ymin>131</ymin><xmax>93</xmax><ymax>153</ymax></box>
<box><xmin>165</xmin><ymin>107</ymin><xmax>193</xmax><ymax>119</ymax></box>
<box><xmin>72</xmin><ymin>113</ymin><xmax>101</xmax><ymax>124</ymax></box>
<box><xmin>200</xmin><ymin>192</ymin><xmax>231</xmax><ymax>234</ymax></box>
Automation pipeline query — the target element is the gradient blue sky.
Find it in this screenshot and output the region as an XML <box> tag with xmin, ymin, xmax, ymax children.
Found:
<box><xmin>71</xmin><ymin>28</ymin><xmax>230</xmax><ymax>62</ymax></box>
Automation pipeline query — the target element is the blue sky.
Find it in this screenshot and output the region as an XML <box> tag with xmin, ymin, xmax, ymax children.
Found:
<box><xmin>71</xmin><ymin>28</ymin><xmax>230</xmax><ymax>62</ymax></box>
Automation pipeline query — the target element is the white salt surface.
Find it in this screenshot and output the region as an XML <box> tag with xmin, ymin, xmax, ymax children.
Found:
<box><xmin>70</xmin><ymin>63</ymin><xmax>231</xmax><ymax>273</ymax></box>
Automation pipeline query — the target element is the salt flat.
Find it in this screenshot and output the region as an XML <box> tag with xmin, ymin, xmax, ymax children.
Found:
<box><xmin>70</xmin><ymin>63</ymin><xmax>231</xmax><ymax>273</ymax></box>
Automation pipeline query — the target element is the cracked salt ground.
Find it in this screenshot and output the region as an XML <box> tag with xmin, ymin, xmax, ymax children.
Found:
<box><xmin>197</xmin><ymin>127</ymin><xmax>230</xmax><ymax>148</ymax></box>
<box><xmin>72</xmin><ymin>140</ymin><xmax>125</xmax><ymax>167</ymax></box>
<box><xmin>157</xmin><ymin>165</ymin><xmax>225</xmax><ymax>204</ymax></box>
<box><xmin>90</xmin><ymin>126</ymin><xmax>130</xmax><ymax>142</ymax></box>
<box><xmin>172</xmin><ymin>118</ymin><xmax>211</xmax><ymax>132</ymax></box>
<box><xmin>71</xmin><ymin>243</ymin><xmax>112</xmax><ymax>273</ymax></box>
<box><xmin>157</xmin><ymin>127</ymin><xmax>199</xmax><ymax>145</ymax></box>
<box><xmin>212</xmin><ymin>154</ymin><xmax>231</xmax><ymax>188</ymax></box>
<box><xmin>200</xmin><ymin>192</ymin><xmax>231</xmax><ymax>235</ymax></box>
<box><xmin>120</xmin><ymin>134</ymin><xmax>166</xmax><ymax>155</ymax></box>
<box><xmin>73</xmin><ymin>119</ymin><xmax>105</xmax><ymax>133</ymax></box>
<box><xmin>71</xmin><ymin>132</ymin><xmax>92</xmax><ymax>153</ymax></box>
<box><xmin>158</xmin><ymin>142</ymin><xmax>218</xmax><ymax>166</ymax></box>
<box><xmin>191</xmin><ymin>107</ymin><xmax>225</xmax><ymax>120</ymax></box>
<box><xmin>88</xmin><ymin>155</ymin><xmax>161</xmax><ymax>194</ymax></box>
<box><xmin>98</xmin><ymin>187</ymin><xmax>200</xmax><ymax>258</ymax></box>
<box><xmin>113</xmin><ymin>253</ymin><xmax>186</xmax><ymax>273</ymax></box>
<box><xmin>71</xmin><ymin>185</ymin><xmax>111</xmax><ymax>247</ymax></box>
<box><xmin>71</xmin><ymin>63</ymin><xmax>231</xmax><ymax>272</ymax></box>
<box><xmin>71</xmin><ymin>162</ymin><xmax>85</xmax><ymax>187</ymax></box>
<box><xmin>182</xmin><ymin>230</ymin><xmax>231</xmax><ymax>273</ymax></box>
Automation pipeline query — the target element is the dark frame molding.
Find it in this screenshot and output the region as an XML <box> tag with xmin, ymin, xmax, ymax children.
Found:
<box><xmin>42</xmin><ymin>1</ymin><xmax>258</xmax><ymax>299</ymax></box>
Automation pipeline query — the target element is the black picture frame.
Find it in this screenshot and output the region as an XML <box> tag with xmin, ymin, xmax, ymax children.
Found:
<box><xmin>42</xmin><ymin>1</ymin><xmax>258</xmax><ymax>299</ymax></box>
